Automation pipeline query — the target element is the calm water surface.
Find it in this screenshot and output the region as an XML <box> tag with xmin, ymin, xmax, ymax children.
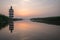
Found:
<box><xmin>0</xmin><ymin>20</ymin><xmax>60</xmax><ymax>40</ymax></box>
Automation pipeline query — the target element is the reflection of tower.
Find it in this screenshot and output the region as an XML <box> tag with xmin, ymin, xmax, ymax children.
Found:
<box><xmin>9</xmin><ymin>22</ymin><xmax>14</xmax><ymax>33</ymax></box>
<box><xmin>9</xmin><ymin>6</ymin><xmax>14</xmax><ymax>33</ymax></box>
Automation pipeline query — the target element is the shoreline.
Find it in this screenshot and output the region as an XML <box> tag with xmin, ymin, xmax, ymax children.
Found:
<box><xmin>30</xmin><ymin>16</ymin><xmax>60</xmax><ymax>25</ymax></box>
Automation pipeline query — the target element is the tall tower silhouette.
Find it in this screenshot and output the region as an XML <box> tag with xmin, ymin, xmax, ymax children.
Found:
<box><xmin>9</xmin><ymin>6</ymin><xmax>14</xmax><ymax>33</ymax></box>
<box><xmin>9</xmin><ymin>6</ymin><xmax>14</xmax><ymax>19</ymax></box>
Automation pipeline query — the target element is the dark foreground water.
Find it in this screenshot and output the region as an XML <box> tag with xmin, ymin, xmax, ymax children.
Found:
<box><xmin>0</xmin><ymin>20</ymin><xmax>60</xmax><ymax>40</ymax></box>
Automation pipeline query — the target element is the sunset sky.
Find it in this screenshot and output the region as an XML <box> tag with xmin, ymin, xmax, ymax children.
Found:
<box><xmin>0</xmin><ymin>0</ymin><xmax>60</xmax><ymax>18</ymax></box>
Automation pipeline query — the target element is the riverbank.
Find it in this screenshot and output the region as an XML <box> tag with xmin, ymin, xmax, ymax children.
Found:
<box><xmin>0</xmin><ymin>14</ymin><xmax>9</xmax><ymax>29</ymax></box>
<box><xmin>0</xmin><ymin>14</ymin><xmax>23</xmax><ymax>29</ymax></box>
<box><xmin>30</xmin><ymin>16</ymin><xmax>60</xmax><ymax>25</ymax></box>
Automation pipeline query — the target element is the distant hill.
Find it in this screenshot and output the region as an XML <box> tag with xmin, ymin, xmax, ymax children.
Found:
<box><xmin>30</xmin><ymin>16</ymin><xmax>60</xmax><ymax>25</ymax></box>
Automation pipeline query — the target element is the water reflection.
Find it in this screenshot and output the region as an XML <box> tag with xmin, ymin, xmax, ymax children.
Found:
<box><xmin>0</xmin><ymin>19</ymin><xmax>14</xmax><ymax>33</ymax></box>
<box><xmin>0</xmin><ymin>20</ymin><xmax>60</xmax><ymax>40</ymax></box>
<box><xmin>14</xmin><ymin>21</ymin><xmax>60</xmax><ymax>40</ymax></box>
<box><xmin>0</xmin><ymin>24</ymin><xmax>8</xmax><ymax>30</ymax></box>
<box><xmin>9</xmin><ymin>20</ymin><xmax>14</xmax><ymax>33</ymax></box>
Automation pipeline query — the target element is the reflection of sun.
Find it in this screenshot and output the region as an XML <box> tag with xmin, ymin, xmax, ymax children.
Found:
<box><xmin>15</xmin><ymin>22</ymin><xmax>30</xmax><ymax>30</ymax></box>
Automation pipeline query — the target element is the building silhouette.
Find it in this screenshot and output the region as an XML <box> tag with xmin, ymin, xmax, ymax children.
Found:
<box><xmin>9</xmin><ymin>6</ymin><xmax>14</xmax><ymax>19</ymax></box>
<box><xmin>9</xmin><ymin>6</ymin><xmax>14</xmax><ymax>33</ymax></box>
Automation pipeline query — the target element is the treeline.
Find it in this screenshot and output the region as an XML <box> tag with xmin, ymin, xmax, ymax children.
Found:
<box><xmin>30</xmin><ymin>16</ymin><xmax>60</xmax><ymax>25</ymax></box>
<box><xmin>13</xmin><ymin>18</ymin><xmax>23</xmax><ymax>21</ymax></box>
<box><xmin>0</xmin><ymin>14</ymin><xmax>9</xmax><ymax>29</ymax></box>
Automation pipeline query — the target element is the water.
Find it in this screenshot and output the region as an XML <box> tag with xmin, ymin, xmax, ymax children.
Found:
<box><xmin>0</xmin><ymin>20</ymin><xmax>60</xmax><ymax>40</ymax></box>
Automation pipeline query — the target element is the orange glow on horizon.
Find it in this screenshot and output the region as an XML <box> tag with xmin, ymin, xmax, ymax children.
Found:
<box><xmin>14</xmin><ymin>7</ymin><xmax>44</xmax><ymax>17</ymax></box>
<box><xmin>14</xmin><ymin>9</ymin><xmax>31</xmax><ymax>17</ymax></box>
<box><xmin>13</xmin><ymin>6</ymin><xmax>44</xmax><ymax>17</ymax></box>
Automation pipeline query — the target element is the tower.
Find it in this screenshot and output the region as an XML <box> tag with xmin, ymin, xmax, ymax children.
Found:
<box><xmin>9</xmin><ymin>6</ymin><xmax>14</xmax><ymax>19</ymax></box>
<box><xmin>9</xmin><ymin>6</ymin><xmax>14</xmax><ymax>33</ymax></box>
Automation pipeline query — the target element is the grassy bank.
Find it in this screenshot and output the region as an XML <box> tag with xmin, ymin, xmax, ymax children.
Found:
<box><xmin>30</xmin><ymin>16</ymin><xmax>60</xmax><ymax>25</ymax></box>
<box><xmin>0</xmin><ymin>14</ymin><xmax>9</xmax><ymax>29</ymax></box>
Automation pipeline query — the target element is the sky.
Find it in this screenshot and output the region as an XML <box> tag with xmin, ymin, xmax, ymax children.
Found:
<box><xmin>0</xmin><ymin>0</ymin><xmax>60</xmax><ymax>18</ymax></box>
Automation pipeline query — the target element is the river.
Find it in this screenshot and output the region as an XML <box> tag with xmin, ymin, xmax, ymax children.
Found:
<box><xmin>0</xmin><ymin>20</ymin><xmax>60</xmax><ymax>40</ymax></box>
